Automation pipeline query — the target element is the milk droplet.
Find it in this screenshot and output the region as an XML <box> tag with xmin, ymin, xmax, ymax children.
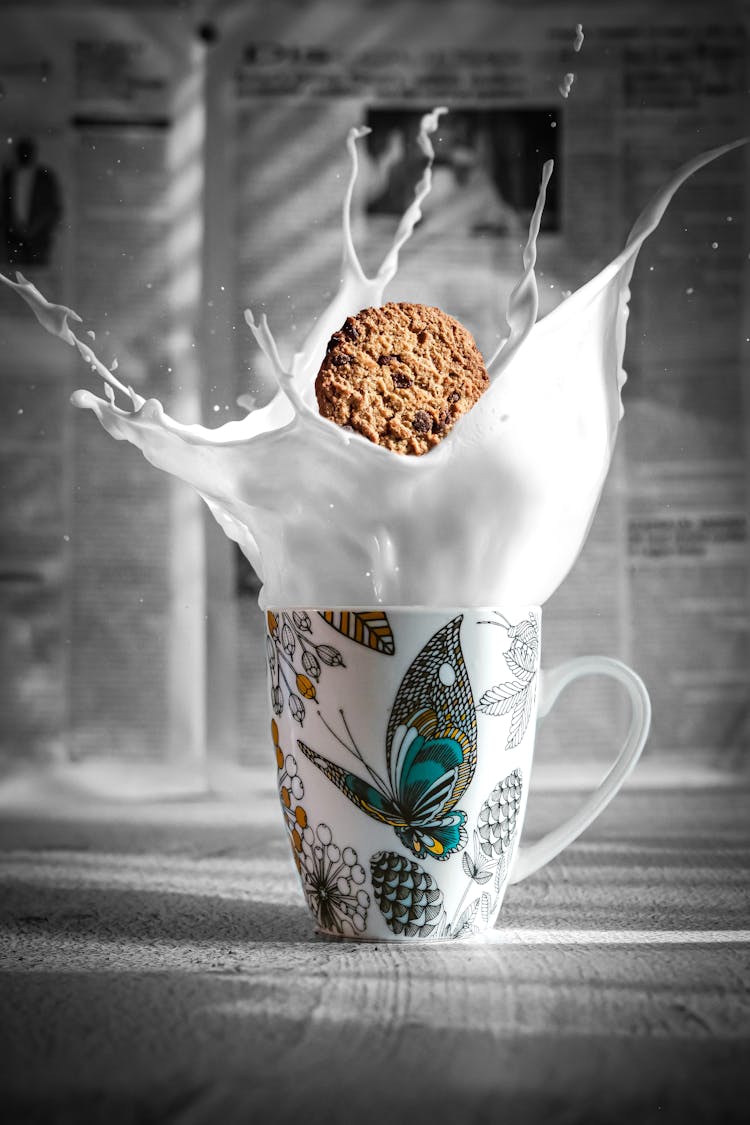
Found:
<box><xmin>559</xmin><ymin>73</ymin><xmax>575</xmax><ymax>98</ymax></box>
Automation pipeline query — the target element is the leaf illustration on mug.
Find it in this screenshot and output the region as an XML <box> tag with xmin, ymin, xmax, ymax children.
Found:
<box><xmin>479</xmin><ymin>680</ymin><xmax>535</xmax><ymax>751</ymax></box>
<box><xmin>448</xmin><ymin>896</ymin><xmax>483</xmax><ymax>940</ymax></box>
<box><xmin>476</xmin><ymin>612</ymin><xmax>539</xmax><ymax>750</ymax></box>
<box><xmin>318</xmin><ymin>609</ymin><xmax>396</xmax><ymax>656</ymax></box>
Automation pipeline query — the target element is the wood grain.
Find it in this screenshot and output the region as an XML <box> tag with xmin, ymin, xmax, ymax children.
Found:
<box><xmin>0</xmin><ymin>785</ymin><xmax>748</xmax><ymax>1124</ymax></box>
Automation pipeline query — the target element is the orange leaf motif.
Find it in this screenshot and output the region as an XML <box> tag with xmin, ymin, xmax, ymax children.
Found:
<box><xmin>319</xmin><ymin>610</ymin><xmax>395</xmax><ymax>655</ymax></box>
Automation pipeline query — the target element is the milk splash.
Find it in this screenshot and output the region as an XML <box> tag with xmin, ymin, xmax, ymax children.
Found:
<box><xmin>0</xmin><ymin>113</ymin><xmax>744</xmax><ymax>608</ymax></box>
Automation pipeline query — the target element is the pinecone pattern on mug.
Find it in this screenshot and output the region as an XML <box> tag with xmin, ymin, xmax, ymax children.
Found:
<box><xmin>370</xmin><ymin>851</ymin><xmax>445</xmax><ymax>937</ymax></box>
<box><xmin>477</xmin><ymin>768</ymin><xmax>522</xmax><ymax>859</ymax></box>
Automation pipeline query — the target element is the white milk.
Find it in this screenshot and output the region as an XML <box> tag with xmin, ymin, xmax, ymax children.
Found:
<box><xmin>0</xmin><ymin>112</ymin><xmax>744</xmax><ymax>607</ymax></box>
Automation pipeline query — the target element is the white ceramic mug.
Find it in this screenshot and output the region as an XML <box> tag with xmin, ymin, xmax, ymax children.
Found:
<box><xmin>264</xmin><ymin>606</ymin><xmax>651</xmax><ymax>942</ymax></box>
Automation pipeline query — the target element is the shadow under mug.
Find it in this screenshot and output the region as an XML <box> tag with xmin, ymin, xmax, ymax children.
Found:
<box><xmin>264</xmin><ymin>606</ymin><xmax>651</xmax><ymax>942</ymax></box>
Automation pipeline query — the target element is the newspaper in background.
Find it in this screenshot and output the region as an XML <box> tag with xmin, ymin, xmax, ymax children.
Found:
<box><xmin>0</xmin><ymin>1</ymin><xmax>747</xmax><ymax>781</ymax></box>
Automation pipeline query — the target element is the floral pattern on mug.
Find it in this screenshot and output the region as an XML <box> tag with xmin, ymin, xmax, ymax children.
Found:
<box><xmin>266</xmin><ymin>610</ymin><xmax>345</xmax><ymax>726</ymax></box>
<box><xmin>265</xmin><ymin>609</ymin><xmax>395</xmax><ymax>726</ymax></box>
<box><xmin>272</xmin><ymin>718</ymin><xmax>313</xmax><ymax>854</ymax></box>
<box><xmin>476</xmin><ymin>611</ymin><xmax>540</xmax><ymax>749</ymax></box>
<box><xmin>272</xmin><ymin>719</ymin><xmax>370</xmax><ymax>936</ymax></box>
<box><xmin>299</xmin><ymin>822</ymin><xmax>370</xmax><ymax>936</ymax></box>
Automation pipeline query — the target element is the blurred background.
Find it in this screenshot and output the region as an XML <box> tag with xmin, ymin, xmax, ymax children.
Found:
<box><xmin>0</xmin><ymin>0</ymin><xmax>748</xmax><ymax>802</ymax></box>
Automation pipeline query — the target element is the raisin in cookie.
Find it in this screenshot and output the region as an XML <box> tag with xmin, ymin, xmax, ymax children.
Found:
<box><xmin>315</xmin><ymin>302</ymin><xmax>489</xmax><ymax>455</ymax></box>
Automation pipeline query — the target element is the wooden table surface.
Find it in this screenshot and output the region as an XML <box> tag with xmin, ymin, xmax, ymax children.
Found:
<box><xmin>1</xmin><ymin>772</ymin><xmax>748</xmax><ymax>1125</ymax></box>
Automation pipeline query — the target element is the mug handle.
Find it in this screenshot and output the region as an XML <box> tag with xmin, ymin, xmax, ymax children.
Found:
<box><xmin>508</xmin><ymin>656</ymin><xmax>651</xmax><ymax>885</ymax></box>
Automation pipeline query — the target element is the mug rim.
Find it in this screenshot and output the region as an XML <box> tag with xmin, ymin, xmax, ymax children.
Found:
<box><xmin>260</xmin><ymin>602</ymin><xmax>543</xmax><ymax>613</ymax></box>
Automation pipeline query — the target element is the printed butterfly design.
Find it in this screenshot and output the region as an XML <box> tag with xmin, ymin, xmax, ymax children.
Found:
<box><xmin>298</xmin><ymin>616</ymin><xmax>477</xmax><ymax>861</ymax></box>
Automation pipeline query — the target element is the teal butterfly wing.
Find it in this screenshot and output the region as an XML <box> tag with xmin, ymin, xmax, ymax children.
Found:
<box><xmin>386</xmin><ymin>616</ymin><xmax>477</xmax><ymax>859</ymax></box>
<box><xmin>387</xmin><ymin>717</ymin><xmax>469</xmax><ymax>859</ymax></box>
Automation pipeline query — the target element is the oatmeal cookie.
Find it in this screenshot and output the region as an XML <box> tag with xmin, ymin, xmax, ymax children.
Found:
<box><xmin>315</xmin><ymin>302</ymin><xmax>489</xmax><ymax>455</ymax></box>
